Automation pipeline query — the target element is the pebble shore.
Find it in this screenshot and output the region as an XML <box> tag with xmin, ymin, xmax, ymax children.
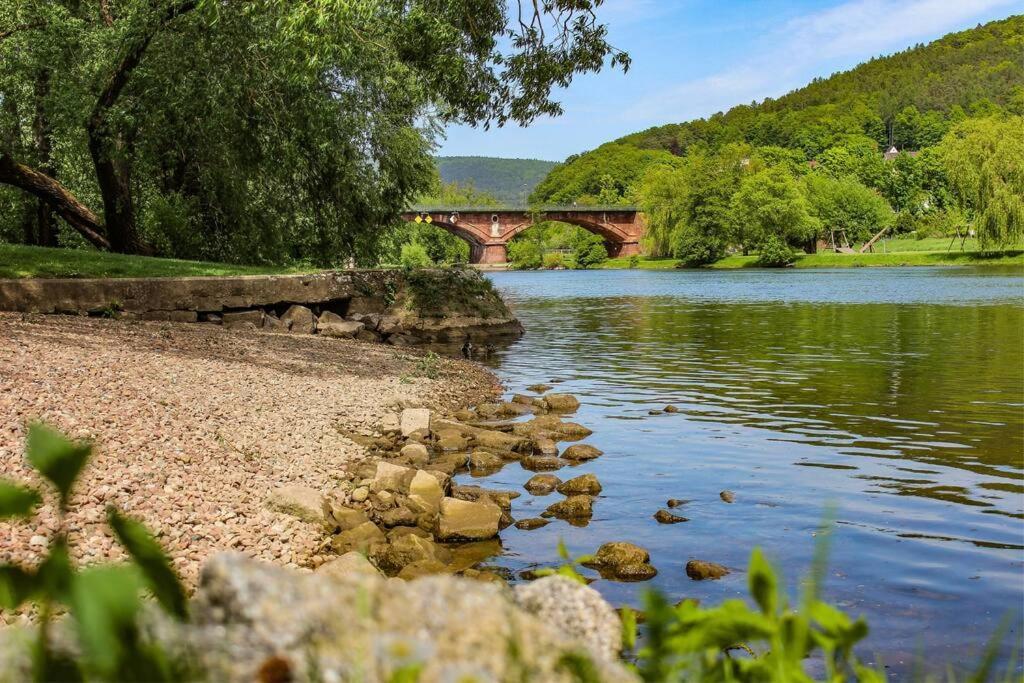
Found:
<box><xmin>0</xmin><ymin>313</ymin><xmax>497</xmax><ymax>619</ymax></box>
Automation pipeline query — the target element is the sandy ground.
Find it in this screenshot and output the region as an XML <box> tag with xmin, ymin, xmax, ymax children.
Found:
<box><xmin>0</xmin><ymin>313</ymin><xmax>497</xmax><ymax>613</ymax></box>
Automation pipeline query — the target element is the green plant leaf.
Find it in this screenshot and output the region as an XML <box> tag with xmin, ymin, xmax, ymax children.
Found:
<box><xmin>748</xmin><ymin>548</ymin><xmax>778</xmax><ymax>616</ymax></box>
<box><xmin>0</xmin><ymin>480</ymin><xmax>41</xmax><ymax>519</ymax></box>
<box><xmin>107</xmin><ymin>508</ymin><xmax>188</xmax><ymax>619</ymax></box>
<box><xmin>35</xmin><ymin>538</ymin><xmax>74</xmax><ymax>604</ymax></box>
<box><xmin>0</xmin><ymin>564</ymin><xmax>36</xmax><ymax>609</ymax></box>
<box><xmin>25</xmin><ymin>424</ymin><xmax>91</xmax><ymax>510</ymax></box>
<box><xmin>69</xmin><ymin>565</ymin><xmax>142</xmax><ymax>678</ymax></box>
<box><xmin>620</xmin><ymin>606</ymin><xmax>637</xmax><ymax>651</ymax></box>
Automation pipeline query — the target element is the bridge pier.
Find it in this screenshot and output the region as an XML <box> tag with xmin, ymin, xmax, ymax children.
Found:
<box><xmin>479</xmin><ymin>243</ymin><xmax>508</xmax><ymax>264</ymax></box>
<box><xmin>612</xmin><ymin>241</ymin><xmax>641</xmax><ymax>258</ymax></box>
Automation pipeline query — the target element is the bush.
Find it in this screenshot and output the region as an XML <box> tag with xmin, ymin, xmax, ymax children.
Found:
<box><xmin>507</xmin><ymin>239</ymin><xmax>543</xmax><ymax>269</ymax></box>
<box><xmin>628</xmin><ymin>255</ymin><xmax>641</xmax><ymax>268</ymax></box>
<box><xmin>399</xmin><ymin>242</ymin><xmax>434</xmax><ymax>269</ymax></box>
<box><xmin>673</xmin><ymin>230</ymin><xmax>727</xmax><ymax>266</ymax></box>
<box><xmin>756</xmin><ymin>235</ymin><xmax>796</xmax><ymax>267</ymax></box>
<box><xmin>572</xmin><ymin>233</ymin><xmax>609</xmax><ymax>269</ymax></box>
<box><xmin>542</xmin><ymin>252</ymin><xmax>567</xmax><ymax>269</ymax></box>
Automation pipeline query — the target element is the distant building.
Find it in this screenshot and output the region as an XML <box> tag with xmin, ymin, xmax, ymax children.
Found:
<box><xmin>883</xmin><ymin>145</ymin><xmax>920</xmax><ymax>161</ymax></box>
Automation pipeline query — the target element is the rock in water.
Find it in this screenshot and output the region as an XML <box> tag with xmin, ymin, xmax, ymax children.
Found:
<box><xmin>514</xmin><ymin>518</ymin><xmax>551</xmax><ymax>530</ymax></box>
<box><xmin>556</xmin><ymin>473</ymin><xmax>602</xmax><ymax>496</ymax></box>
<box><xmin>400</xmin><ymin>408</ymin><xmax>431</xmax><ymax>437</ymax></box>
<box><xmin>316</xmin><ymin>552</ymin><xmax>382</xmax><ymax>579</ymax></box>
<box><xmin>720</xmin><ymin>490</ymin><xmax>736</xmax><ymax>503</ymax></box>
<box><xmin>521</xmin><ymin>455</ymin><xmax>564</xmax><ymax>472</ymax></box>
<box><xmin>664</xmin><ymin>405</ymin><xmax>680</xmax><ymax>413</ymax></box>
<box><xmin>685</xmin><ymin>559</ymin><xmax>730</xmax><ymax>580</ymax></box>
<box><xmin>524</xmin><ymin>474</ymin><xmax>562</xmax><ymax>495</ymax></box>
<box><xmin>666</xmin><ymin>498</ymin><xmax>688</xmax><ymax>508</ymax></box>
<box><xmin>543</xmin><ymin>495</ymin><xmax>594</xmax><ymax>521</ymax></box>
<box><xmin>653</xmin><ymin>510</ymin><xmax>687</xmax><ymax>524</ymax></box>
<box><xmin>514</xmin><ymin>576</ymin><xmax>623</xmax><ymax>661</ymax></box>
<box><xmin>527</xmin><ymin>384</ymin><xmax>553</xmax><ymax>394</ymax></box>
<box><xmin>264</xmin><ymin>486</ymin><xmax>324</xmax><ymax>524</ymax></box>
<box><xmin>582</xmin><ymin>542</ymin><xmax>658</xmax><ymax>582</ymax></box>
<box><xmin>561</xmin><ymin>444</ymin><xmax>603</xmax><ymax>461</ymax></box>
<box><xmin>543</xmin><ymin>393</ymin><xmax>581</xmax><ymax>413</ymax></box>
<box><xmin>436</xmin><ymin>497</ymin><xmax>501</xmax><ymax>541</ymax></box>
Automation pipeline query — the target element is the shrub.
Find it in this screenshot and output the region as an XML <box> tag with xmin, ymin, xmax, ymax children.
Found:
<box><xmin>571</xmin><ymin>233</ymin><xmax>609</xmax><ymax>269</ymax></box>
<box><xmin>628</xmin><ymin>255</ymin><xmax>640</xmax><ymax>268</ymax></box>
<box><xmin>673</xmin><ymin>229</ymin><xmax>727</xmax><ymax>266</ymax></box>
<box><xmin>399</xmin><ymin>242</ymin><xmax>434</xmax><ymax>269</ymax></box>
<box><xmin>542</xmin><ymin>252</ymin><xmax>567</xmax><ymax>269</ymax></box>
<box><xmin>508</xmin><ymin>239</ymin><xmax>543</xmax><ymax>269</ymax></box>
<box><xmin>756</xmin><ymin>235</ymin><xmax>796</xmax><ymax>267</ymax></box>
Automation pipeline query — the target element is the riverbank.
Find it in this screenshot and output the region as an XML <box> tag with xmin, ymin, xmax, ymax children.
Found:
<box><xmin>600</xmin><ymin>248</ymin><xmax>1024</xmax><ymax>270</ymax></box>
<box><xmin>0</xmin><ymin>313</ymin><xmax>499</xmax><ymax>601</ymax></box>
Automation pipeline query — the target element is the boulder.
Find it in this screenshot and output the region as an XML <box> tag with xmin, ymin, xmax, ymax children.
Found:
<box><xmin>408</xmin><ymin>470</ymin><xmax>444</xmax><ymax>509</ymax></box>
<box><xmin>532</xmin><ymin>436</ymin><xmax>559</xmax><ymax>456</ymax></box>
<box><xmin>316</xmin><ymin>552</ymin><xmax>382</xmax><ymax>580</ymax></box>
<box><xmin>320</xmin><ymin>320</ymin><xmax>365</xmax><ymax>338</ymax></box>
<box><xmin>685</xmin><ymin>560</ymin><xmax>730</xmax><ymax>581</ymax></box>
<box><xmin>469</xmin><ymin>450</ymin><xmax>504</xmax><ymax>471</ymax></box>
<box><xmin>372</xmin><ymin>534</ymin><xmax>442</xmax><ymax>575</ymax></box>
<box><xmin>370</xmin><ymin>461</ymin><xmax>415</xmax><ymax>493</ymax></box>
<box><xmin>514</xmin><ymin>518</ymin><xmax>550</xmax><ymax>531</ymax></box>
<box><xmin>400</xmin><ymin>408</ymin><xmax>431</xmax><ymax>437</ymax></box>
<box><xmin>543</xmin><ymin>393</ymin><xmax>581</xmax><ymax>413</ymax></box>
<box><xmin>330</xmin><ymin>521</ymin><xmax>386</xmax><ymax>554</ymax></box>
<box><xmin>720</xmin><ymin>490</ymin><xmax>736</xmax><ymax>503</ymax></box>
<box><xmin>527</xmin><ymin>384</ymin><xmax>553</xmax><ymax>394</ymax></box>
<box><xmin>265</xmin><ymin>486</ymin><xmax>323</xmax><ymax>524</ymax></box>
<box><xmin>494</xmin><ymin>401</ymin><xmax>534</xmax><ymax>417</ymax></box>
<box><xmin>355</xmin><ymin>329</ymin><xmax>380</xmax><ymax>343</ymax></box>
<box><xmin>262</xmin><ymin>313</ymin><xmax>287</xmax><ymax>331</ymax></box>
<box><xmin>435</xmin><ymin>428</ymin><xmax>470</xmax><ymax>451</ymax></box>
<box><xmin>323</xmin><ymin>501</ymin><xmax>370</xmax><ymax>532</ymax></box>
<box><xmin>653</xmin><ymin>510</ymin><xmax>687</xmax><ymax>524</ymax></box>
<box><xmin>223</xmin><ymin>309</ymin><xmax>264</xmax><ymax>330</ymax></box>
<box><xmin>583</xmin><ymin>542</ymin><xmax>658</xmax><ymax>582</ymax></box>
<box><xmin>556</xmin><ymin>473</ymin><xmax>602</xmax><ymax>496</ymax></box>
<box><xmin>378</xmin><ymin>506</ymin><xmax>417</xmax><ymax>528</ymax></box>
<box><xmin>472</xmin><ymin>429</ymin><xmax>530</xmax><ymax>453</ymax></box>
<box><xmin>666</xmin><ymin>498</ymin><xmax>688</xmax><ymax>508</ymax></box>
<box><xmin>351</xmin><ymin>487</ymin><xmax>369</xmax><ymax>503</ymax></box>
<box><xmin>281</xmin><ymin>304</ymin><xmax>316</xmax><ymax>334</ymax></box>
<box><xmin>524</xmin><ymin>474</ymin><xmax>562</xmax><ymax>495</ymax></box>
<box><xmin>542</xmin><ymin>495</ymin><xmax>593</xmax><ymax>521</ymax></box>
<box><xmin>436</xmin><ymin>497</ymin><xmax>501</xmax><ymax>541</ymax></box>
<box><xmin>396</xmin><ymin>559</ymin><xmax>450</xmax><ymax>580</ymax></box>
<box><xmin>155</xmin><ymin>554</ymin><xmax>637</xmax><ymax>681</ymax></box>
<box><xmin>521</xmin><ymin>455</ymin><xmax>563</xmax><ymax>472</ymax></box>
<box><xmin>399</xmin><ymin>443</ymin><xmax>430</xmax><ymax>465</ymax></box>
<box><xmin>451</xmin><ymin>485</ymin><xmax>519</xmax><ymax>510</ymax></box>
<box><xmin>318</xmin><ymin>311</ymin><xmax>346</xmax><ymax>326</ymax></box>
<box><xmin>514</xmin><ymin>576</ymin><xmax>622</xmax><ymax>661</ymax></box>
<box><xmin>561</xmin><ymin>444</ymin><xmax>603</xmax><ymax>461</ymax></box>
<box><xmin>664</xmin><ymin>405</ymin><xmax>680</xmax><ymax>413</ymax></box>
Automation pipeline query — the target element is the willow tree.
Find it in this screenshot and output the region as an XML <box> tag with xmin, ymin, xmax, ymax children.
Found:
<box><xmin>0</xmin><ymin>0</ymin><xmax>628</xmax><ymax>262</ymax></box>
<box><xmin>937</xmin><ymin>116</ymin><xmax>1024</xmax><ymax>249</ymax></box>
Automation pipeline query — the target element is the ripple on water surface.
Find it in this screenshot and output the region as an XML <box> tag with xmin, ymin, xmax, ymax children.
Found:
<box><xmin>467</xmin><ymin>267</ymin><xmax>1024</xmax><ymax>676</ymax></box>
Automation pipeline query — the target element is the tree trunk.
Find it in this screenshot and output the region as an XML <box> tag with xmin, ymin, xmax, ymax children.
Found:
<box><xmin>33</xmin><ymin>69</ymin><xmax>57</xmax><ymax>247</ymax></box>
<box><xmin>86</xmin><ymin>0</ymin><xmax>198</xmax><ymax>254</ymax></box>
<box><xmin>0</xmin><ymin>153</ymin><xmax>110</xmax><ymax>249</ymax></box>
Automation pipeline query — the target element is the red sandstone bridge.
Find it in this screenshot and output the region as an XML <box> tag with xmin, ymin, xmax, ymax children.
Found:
<box><xmin>399</xmin><ymin>206</ymin><xmax>644</xmax><ymax>264</ymax></box>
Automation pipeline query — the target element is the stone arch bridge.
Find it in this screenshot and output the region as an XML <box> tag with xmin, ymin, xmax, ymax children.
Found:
<box><xmin>400</xmin><ymin>206</ymin><xmax>644</xmax><ymax>264</ymax></box>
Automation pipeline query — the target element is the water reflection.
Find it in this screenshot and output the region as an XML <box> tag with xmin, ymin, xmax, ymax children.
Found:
<box><xmin>470</xmin><ymin>267</ymin><xmax>1023</xmax><ymax>675</ymax></box>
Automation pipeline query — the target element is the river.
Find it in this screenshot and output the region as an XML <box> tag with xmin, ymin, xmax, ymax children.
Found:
<box><xmin>471</xmin><ymin>266</ymin><xmax>1023</xmax><ymax>675</ymax></box>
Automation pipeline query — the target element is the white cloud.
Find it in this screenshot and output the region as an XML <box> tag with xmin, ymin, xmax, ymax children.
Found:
<box><xmin>624</xmin><ymin>0</ymin><xmax>1021</xmax><ymax>123</ymax></box>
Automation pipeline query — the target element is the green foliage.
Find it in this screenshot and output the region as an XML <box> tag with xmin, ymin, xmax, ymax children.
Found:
<box><xmin>434</xmin><ymin>157</ymin><xmax>556</xmax><ymax>204</ymax></box>
<box><xmin>533</xmin><ymin>144</ymin><xmax>679</xmax><ymax>205</ymax></box>
<box><xmin>756</xmin><ymin>234</ymin><xmax>797</xmax><ymax>268</ymax></box>
<box><xmin>0</xmin><ymin>424</ymin><xmax>192</xmax><ymax>682</ymax></box>
<box><xmin>543</xmin><ymin>252</ymin><xmax>568</xmax><ymax>269</ymax></box>
<box><xmin>805</xmin><ymin>174</ymin><xmax>895</xmax><ymax>244</ymax></box>
<box><xmin>0</xmin><ymin>0</ymin><xmax>626</xmax><ymax>263</ymax></box>
<box><xmin>730</xmin><ymin>166</ymin><xmax>820</xmax><ymax>253</ymax></box>
<box><xmin>571</xmin><ymin>232</ymin><xmax>609</xmax><ymax>269</ymax></box>
<box><xmin>399</xmin><ymin>242</ymin><xmax>434</xmax><ymax>269</ymax></box>
<box><xmin>508</xmin><ymin>238</ymin><xmax>544</xmax><ymax>270</ymax></box>
<box><xmin>936</xmin><ymin>116</ymin><xmax>1024</xmax><ymax>248</ymax></box>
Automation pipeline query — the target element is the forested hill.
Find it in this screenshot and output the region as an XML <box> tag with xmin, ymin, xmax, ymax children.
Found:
<box><xmin>532</xmin><ymin>15</ymin><xmax>1024</xmax><ymax>204</ymax></box>
<box><xmin>435</xmin><ymin>156</ymin><xmax>557</xmax><ymax>204</ymax></box>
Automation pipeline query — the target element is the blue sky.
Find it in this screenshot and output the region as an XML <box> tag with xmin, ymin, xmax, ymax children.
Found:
<box><xmin>437</xmin><ymin>0</ymin><xmax>1024</xmax><ymax>161</ymax></box>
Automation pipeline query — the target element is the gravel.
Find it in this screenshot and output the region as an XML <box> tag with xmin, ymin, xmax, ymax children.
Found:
<box><xmin>0</xmin><ymin>313</ymin><xmax>496</xmax><ymax>620</ymax></box>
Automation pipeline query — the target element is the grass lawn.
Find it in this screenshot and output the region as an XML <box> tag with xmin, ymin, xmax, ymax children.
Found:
<box><xmin>0</xmin><ymin>243</ymin><xmax>315</xmax><ymax>279</ymax></box>
<box><xmin>602</xmin><ymin>245</ymin><xmax>1024</xmax><ymax>271</ymax></box>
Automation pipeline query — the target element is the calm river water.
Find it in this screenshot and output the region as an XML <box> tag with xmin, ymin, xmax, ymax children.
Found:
<box><xmin>471</xmin><ymin>266</ymin><xmax>1023</xmax><ymax>675</ymax></box>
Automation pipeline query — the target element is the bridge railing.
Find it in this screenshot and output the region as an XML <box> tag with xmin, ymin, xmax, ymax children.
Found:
<box><xmin>405</xmin><ymin>204</ymin><xmax>638</xmax><ymax>213</ymax></box>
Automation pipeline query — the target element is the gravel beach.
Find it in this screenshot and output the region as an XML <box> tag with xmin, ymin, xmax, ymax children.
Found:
<box><xmin>0</xmin><ymin>313</ymin><xmax>498</xmax><ymax>613</ymax></box>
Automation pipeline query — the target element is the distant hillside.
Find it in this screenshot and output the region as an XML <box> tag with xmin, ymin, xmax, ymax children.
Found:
<box><xmin>435</xmin><ymin>156</ymin><xmax>557</xmax><ymax>204</ymax></box>
<box><xmin>533</xmin><ymin>15</ymin><xmax>1024</xmax><ymax>204</ymax></box>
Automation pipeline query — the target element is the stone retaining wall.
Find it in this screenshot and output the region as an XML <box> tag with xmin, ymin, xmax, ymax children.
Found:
<box><xmin>0</xmin><ymin>269</ymin><xmax>523</xmax><ymax>346</ymax></box>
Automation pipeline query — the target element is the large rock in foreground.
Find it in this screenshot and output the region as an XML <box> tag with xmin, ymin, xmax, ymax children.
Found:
<box><xmin>166</xmin><ymin>553</ymin><xmax>635</xmax><ymax>682</ymax></box>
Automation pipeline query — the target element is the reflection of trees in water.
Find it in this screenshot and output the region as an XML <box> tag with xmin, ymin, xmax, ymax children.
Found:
<box><xmin>520</xmin><ymin>297</ymin><xmax>1023</xmax><ymax>478</ymax></box>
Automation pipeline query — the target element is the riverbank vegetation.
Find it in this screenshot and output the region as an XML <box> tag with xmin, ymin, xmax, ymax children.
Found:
<box><xmin>0</xmin><ymin>0</ymin><xmax>627</xmax><ymax>267</ymax></box>
<box><xmin>532</xmin><ymin>17</ymin><xmax>1024</xmax><ymax>267</ymax></box>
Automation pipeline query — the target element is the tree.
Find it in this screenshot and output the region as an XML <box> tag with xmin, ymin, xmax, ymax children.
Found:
<box><xmin>729</xmin><ymin>166</ymin><xmax>819</xmax><ymax>264</ymax></box>
<box><xmin>937</xmin><ymin>116</ymin><xmax>1024</xmax><ymax>248</ymax></box>
<box><xmin>571</xmin><ymin>231</ymin><xmax>608</xmax><ymax>268</ymax></box>
<box><xmin>0</xmin><ymin>0</ymin><xmax>628</xmax><ymax>259</ymax></box>
<box><xmin>805</xmin><ymin>174</ymin><xmax>894</xmax><ymax>244</ymax></box>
